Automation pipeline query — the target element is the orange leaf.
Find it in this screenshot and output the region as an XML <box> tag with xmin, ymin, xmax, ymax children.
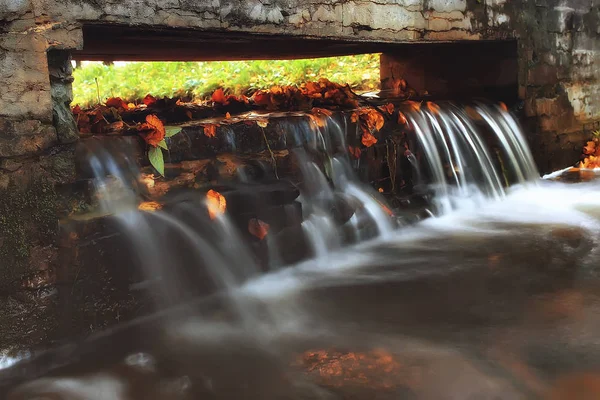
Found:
<box><xmin>204</xmin><ymin>124</ymin><xmax>217</xmax><ymax>138</ymax></box>
<box><xmin>248</xmin><ymin>218</ymin><xmax>269</xmax><ymax>240</ymax></box>
<box><xmin>583</xmin><ymin>141</ymin><xmax>596</xmax><ymax>155</ymax></box>
<box><xmin>348</xmin><ymin>146</ymin><xmax>362</xmax><ymax>159</ymax></box>
<box><xmin>212</xmin><ymin>88</ymin><xmax>227</xmax><ymax>105</ymax></box>
<box><xmin>362</xmin><ymin>132</ymin><xmax>378</xmax><ymax>147</ymax></box>
<box><xmin>312</xmin><ymin>107</ymin><xmax>333</xmax><ymax>117</ymax></box>
<box><xmin>225</xmin><ymin>112</ymin><xmax>231</xmax><ymax>119</ymax></box>
<box><xmin>397</xmin><ymin>111</ymin><xmax>407</xmax><ymax>125</ymax></box>
<box><xmin>256</xmin><ymin>119</ymin><xmax>269</xmax><ymax>128</ymax></box>
<box><xmin>351</xmin><ymin>112</ymin><xmax>358</xmax><ymax>123</ymax></box>
<box><xmin>185</xmin><ymin>110</ymin><xmax>193</xmax><ymax>120</ymax></box>
<box><xmin>143</xmin><ymin>94</ymin><xmax>157</xmax><ymax>106</ymax></box>
<box><xmin>426</xmin><ymin>101</ymin><xmax>440</xmax><ymax>114</ymax></box>
<box><xmin>499</xmin><ymin>102</ymin><xmax>508</xmax><ymax>112</ymax></box>
<box><xmin>309</xmin><ymin>114</ymin><xmax>327</xmax><ymax>128</ymax></box>
<box><xmin>252</xmin><ymin>91</ymin><xmax>271</xmax><ymax>107</ymax></box>
<box><xmin>405</xmin><ymin>101</ymin><xmax>421</xmax><ymax>112</ymax></box>
<box><xmin>206</xmin><ymin>189</ymin><xmax>226</xmax><ymax>220</ymax></box>
<box><xmin>138</xmin><ymin>201</ymin><xmax>162</xmax><ymax>212</ymax></box>
<box><xmin>362</xmin><ymin>109</ymin><xmax>384</xmax><ymax>131</ymax></box>
<box><xmin>141</xmin><ymin>114</ymin><xmax>166</xmax><ymax>147</ymax></box>
<box><xmin>380</xmin><ymin>103</ymin><xmax>394</xmax><ymax>115</ymax></box>
<box><xmin>105</xmin><ymin>97</ymin><xmax>128</xmax><ymax>110</ymax></box>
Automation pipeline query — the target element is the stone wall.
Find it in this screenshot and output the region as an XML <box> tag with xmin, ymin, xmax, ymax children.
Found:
<box><xmin>0</xmin><ymin>0</ymin><xmax>598</xmax><ymax>302</ymax></box>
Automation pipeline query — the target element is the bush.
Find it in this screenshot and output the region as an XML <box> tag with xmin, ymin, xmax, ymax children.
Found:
<box><xmin>72</xmin><ymin>54</ymin><xmax>381</xmax><ymax>108</ymax></box>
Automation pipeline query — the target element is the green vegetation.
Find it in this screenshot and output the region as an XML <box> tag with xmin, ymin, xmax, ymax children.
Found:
<box><xmin>72</xmin><ymin>54</ymin><xmax>381</xmax><ymax>108</ymax></box>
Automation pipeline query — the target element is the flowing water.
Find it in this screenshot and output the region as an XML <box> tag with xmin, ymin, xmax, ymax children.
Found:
<box><xmin>2</xmin><ymin>102</ymin><xmax>600</xmax><ymax>399</ymax></box>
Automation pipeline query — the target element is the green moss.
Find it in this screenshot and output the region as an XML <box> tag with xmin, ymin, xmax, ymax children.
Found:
<box><xmin>0</xmin><ymin>181</ymin><xmax>58</xmax><ymax>284</ymax></box>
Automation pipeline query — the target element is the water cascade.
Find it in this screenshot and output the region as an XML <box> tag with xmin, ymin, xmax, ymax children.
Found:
<box><xmin>3</xmin><ymin>101</ymin><xmax>600</xmax><ymax>400</ymax></box>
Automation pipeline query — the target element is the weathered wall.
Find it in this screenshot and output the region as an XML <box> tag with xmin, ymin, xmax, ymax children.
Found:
<box><xmin>0</xmin><ymin>0</ymin><xmax>598</xmax><ymax>300</ymax></box>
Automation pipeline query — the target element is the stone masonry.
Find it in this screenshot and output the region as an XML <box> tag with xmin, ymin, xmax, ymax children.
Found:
<box><xmin>0</xmin><ymin>0</ymin><xmax>598</xmax><ymax>313</ymax></box>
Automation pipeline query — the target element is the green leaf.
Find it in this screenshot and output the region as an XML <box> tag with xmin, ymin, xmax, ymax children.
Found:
<box><xmin>157</xmin><ymin>139</ymin><xmax>168</xmax><ymax>150</ymax></box>
<box><xmin>165</xmin><ymin>126</ymin><xmax>182</xmax><ymax>138</ymax></box>
<box><xmin>148</xmin><ymin>146</ymin><xmax>164</xmax><ymax>176</ymax></box>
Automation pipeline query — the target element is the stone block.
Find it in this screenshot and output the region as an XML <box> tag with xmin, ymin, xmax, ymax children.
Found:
<box><xmin>0</xmin><ymin>129</ymin><xmax>56</xmax><ymax>157</ymax></box>
<box><xmin>428</xmin><ymin>18</ymin><xmax>452</xmax><ymax>31</ymax></box>
<box><xmin>573</xmin><ymin>32</ymin><xmax>600</xmax><ymax>51</ymax></box>
<box><xmin>547</xmin><ymin>8</ymin><xmax>573</xmax><ymax>33</ymax></box>
<box><xmin>555</xmin><ymin>33</ymin><xmax>573</xmax><ymax>52</ymax></box>
<box><xmin>343</xmin><ymin>2</ymin><xmax>426</xmax><ymax>30</ymax></box>
<box><xmin>527</xmin><ymin>64</ymin><xmax>559</xmax><ymax>86</ymax></box>
<box><xmin>429</xmin><ymin>0</ymin><xmax>467</xmax><ymax>13</ymax></box>
<box><xmin>564</xmin><ymin>82</ymin><xmax>600</xmax><ymax>121</ymax></box>
<box><xmin>535</xmin><ymin>97</ymin><xmax>564</xmax><ymax>116</ymax></box>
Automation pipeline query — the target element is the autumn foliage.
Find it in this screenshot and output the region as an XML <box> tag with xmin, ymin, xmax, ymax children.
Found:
<box><xmin>580</xmin><ymin>135</ymin><xmax>600</xmax><ymax>169</ymax></box>
<box><xmin>206</xmin><ymin>189</ymin><xmax>227</xmax><ymax>220</ymax></box>
<box><xmin>139</xmin><ymin>115</ymin><xmax>166</xmax><ymax>147</ymax></box>
<box><xmin>71</xmin><ymin>77</ymin><xmax>420</xmax><ymax>172</ymax></box>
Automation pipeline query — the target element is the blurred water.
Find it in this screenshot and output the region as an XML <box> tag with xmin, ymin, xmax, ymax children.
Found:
<box><xmin>5</xmin><ymin>102</ymin><xmax>599</xmax><ymax>400</ymax></box>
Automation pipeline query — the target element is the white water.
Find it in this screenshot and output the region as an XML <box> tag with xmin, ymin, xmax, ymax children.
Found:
<box><xmin>8</xmin><ymin>102</ymin><xmax>598</xmax><ymax>400</ymax></box>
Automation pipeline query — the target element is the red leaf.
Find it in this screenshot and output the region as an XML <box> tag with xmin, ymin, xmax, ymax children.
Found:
<box><xmin>204</xmin><ymin>124</ymin><xmax>217</xmax><ymax>138</ymax></box>
<box><xmin>361</xmin><ymin>132</ymin><xmax>378</xmax><ymax>148</ymax></box>
<box><xmin>105</xmin><ymin>97</ymin><xmax>128</xmax><ymax>110</ymax></box>
<box><xmin>212</xmin><ymin>88</ymin><xmax>227</xmax><ymax>105</ymax></box>
<box><xmin>248</xmin><ymin>218</ymin><xmax>269</xmax><ymax>240</ymax></box>
<box><xmin>143</xmin><ymin>94</ymin><xmax>157</xmax><ymax>106</ymax></box>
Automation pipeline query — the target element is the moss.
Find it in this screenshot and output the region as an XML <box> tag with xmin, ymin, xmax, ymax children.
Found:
<box><xmin>0</xmin><ymin>181</ymin><xmax>58</xmax><ymax>286</ymax></box>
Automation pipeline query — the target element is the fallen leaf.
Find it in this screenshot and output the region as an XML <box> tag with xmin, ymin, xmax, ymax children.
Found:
<box><xmin>361</xmin><ymin>108</ymin><xmax>384</xmax><ymax>131</ymax></box>
<box><xmin>248</xmin><ymin>218</ymin><xmax>270</xmax><ymax>240</ymax></box>
<box><xmin>206</xmin><ymin>189</ymin><xmax>226</xmax><ymax>220</ymax></box>
<box><xmin>212</xmin><ymin>88</ymin><xmax>227</xmax><ymax>105</ymax></box>
<box><xmin>256</xmin><ymin>119</ymin><xmax>269</xmax><ymax>128</ymax></box>
<box><xmin>138</xmin><ymin>201</ymin><xmax>162</xmax><ymax>212</ymax></box>
<box><xmin>72</xmin><ymin>105</ymin><xmax>82</xmax><ymax>114</ymax></box>
<box><xmin>105</xmin><ymin>120</ymin><xmax>124</xmax><ymax>134</ymax></box>
<box><xmin>225</xmin><ymin>112</ymin><xmax>231</xmax><ymax>119</ymax></box>
<box><xmin>312</xmin><ymin>107</ymin><xmax>333</xmax><ymax>117</ymax></box>
<box><xmin>127</xmin><ymin>103</ymin><xmax>136</xmax><ymax>110</ymax></box>
<box><xmin>362</xmin><ymin>132</ymin><xmax>378</xmax><ymax>147</ymax></box>
<box><xmin>465</xmin><ymin>106</ymin><xmax>482</xmax><ymax>121</ymax></box>
<box><xmin>351</xmin><ymin>112</ymin><xmax>358</xmax><ymax>123</ymax></box>
<box><xmin>380</xmin><ymin>103</ymin><xmax>394</xmax><ymax>115</ymax></box>
<box><xmin>583</xmin><ymin>141</ymin><xmax>596</xmax><ymax>155</ymax></box>
<box><xmin>405</xmin><ymin>101</ymin><xmax>421</xmax><ymax>112</ymax></box>
<box><xmin>141</xmin><ymin>114</ymin><xmax>166</xmax><ymax>147</ymax></box>
<box><xmin>143</xmin><ymin>94</ymin><xmax>157</xmax><ymax>106</ymax></box>
<box><xmin>499</xmin><ymin>102</ymin><xmax>508</xmax><ymax>112</ymax></box>
<box><xmin>348</xmin><ymin>146</ymin><xmax>362</xmax><ymax>159</ymax></box>
<box><xmin>186</xmin><ymin>110</ymin><xmax>193</xmax><ymax>120</ymax></box>
<box><xmin>426</xmin><ymin>102</ymin><xmax>440</xmax><ymax>114</ymax></box>
<box><xmin>105</xmin><ymin>97</ymin><xmax>128</xmax><ymax>110</ymax></box>
<box><xmin>204</xmin><ymin>124</ymin><xmax>217</xmax><ymax>138</ymax></box>
<box><xmin>397</xmin><ymin>111</ymin><xmax>407</xmax><ymax>125</ymax></box>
